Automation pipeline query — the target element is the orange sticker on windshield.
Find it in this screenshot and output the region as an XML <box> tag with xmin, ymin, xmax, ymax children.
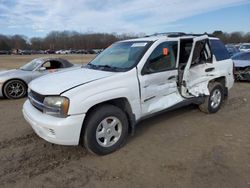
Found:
<box><xmin>163</xmin><ymin>48</ymin><xmax>168</xmax><ymax>56</ymax></box>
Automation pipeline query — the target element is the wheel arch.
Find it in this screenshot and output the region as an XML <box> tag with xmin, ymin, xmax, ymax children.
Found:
<box><xmin>79</xmin><ymin>97</ymin><xmax>136</xmax><ymax>144</ymax></box>
<box><xmin>209</xmin><ymin>76</ymin><xmax>228</xmax><ymax>96</ymax></box>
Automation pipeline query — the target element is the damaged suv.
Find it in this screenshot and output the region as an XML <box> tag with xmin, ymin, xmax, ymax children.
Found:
<box><xmin>23</xmin><ymin>33</ymin><xmax>234</xmax><ymax>155</ymax></box>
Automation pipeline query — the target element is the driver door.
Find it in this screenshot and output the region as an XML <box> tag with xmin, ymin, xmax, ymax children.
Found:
<box><xmin>138</xmin><ymin>41</ymin><xmax>183</xmax><ymax>116</ymax></box>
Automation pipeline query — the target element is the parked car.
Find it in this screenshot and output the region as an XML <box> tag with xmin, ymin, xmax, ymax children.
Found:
<box><xmin>18</xmin><ymin>50</ymin><xmax>32</xmax><ymax>55</ymax></box>
<box><xmin>76</xmin><ymin>49</ymin><xmax>87</xmax><ymax>54</ymax></box>
<box><xmin>55</xmin><ymin>50</ymin><xmax>71</xmax><ymax>54</ymax></box>
<box><xmin>0</xmin><ymin>57</ymin><xmax>77</xmax><ymax>99</ymax></box>
<box><xmin>45</xmin><ymin>49</ymin><xmax>55</xmax><ymax>54</ymax></box>
<box><xmin>55</xmin><ymin>50</ymin><xmax>63</xmax><ymax>54</ymax></box>
<box><xmin>23</xmin><ymin>33</ymin><xmax>234</xmax><ymax>155</ymax></box>
<box><xmin>232</xmin><ymin>51</ymin><xmax>250</xmax><ymax>81</ymax></box>
<box><xmin>0</xmin><ymin>50</ymin><xmax>11</xmax><ymax>55</ymax></box>
<box><xmin>239</xmin><ymin>43</ymin><xmax>250</xmax><ymax>52</ymax></box>
<box><xmin>226</xmin><ymin>44</ymin><xmax>240</xmax><ymax>57</ymax></box>
<box><xmin>86</xmin><ymin>49</ymin><xmax>96</xmax><ymax>54</ymax></box>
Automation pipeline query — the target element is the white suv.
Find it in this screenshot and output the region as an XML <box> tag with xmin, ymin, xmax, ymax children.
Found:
<box><xmin>23</xmin><ymin>33</ymin><xmax>234</xmax><ymax>155</ymax></box>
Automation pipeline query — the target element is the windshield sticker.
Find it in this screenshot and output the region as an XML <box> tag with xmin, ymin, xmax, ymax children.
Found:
<box><xmin>131</xmin><ymin>43</ymin><xmax>147</xmax><ymax>47</ymax></box>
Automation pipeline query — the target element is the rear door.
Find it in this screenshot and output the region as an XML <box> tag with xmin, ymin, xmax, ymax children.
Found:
<box><xmin>181</xmin><ymin>35</ymin><xmax>215</xmax><ymax>97</ymax></box>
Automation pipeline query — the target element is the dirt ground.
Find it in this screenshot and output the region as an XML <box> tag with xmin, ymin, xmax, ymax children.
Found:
<box><xmin>0</xmin><ymin>55</ymin><xmax>250</xmax><ymax>188</ymax></box>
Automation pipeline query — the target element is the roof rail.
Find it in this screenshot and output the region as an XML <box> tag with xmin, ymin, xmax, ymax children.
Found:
<box><xmin>144</xmin><ymin>32</ymin><xmax>215</xmax><ymax>38</ymax></box>
<box><xmin>145</xmin><ymin>32</ymin><xmax>186</xmax><ymax>37</ymax></box>
<box><xmin>185</xmin><ymin>33</ymin><xmax>215</xmax><ymax>37</ymax></box>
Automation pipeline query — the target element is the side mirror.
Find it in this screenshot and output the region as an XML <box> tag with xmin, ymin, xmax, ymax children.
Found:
<box><xmin>38</xmin><ymin>67</ymin><xmax>46</xmax><ymax>71</ymax></box>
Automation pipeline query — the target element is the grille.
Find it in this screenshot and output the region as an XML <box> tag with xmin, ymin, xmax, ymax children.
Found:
<box><xmin>30</xmin><ymin>90</ymin><xmax>45</xmax><ymax>103</ymax></box>
<box><xmin>28</xmin><ymin>90</ymin><xmax>45</xmax><ymax>112</ymax></box>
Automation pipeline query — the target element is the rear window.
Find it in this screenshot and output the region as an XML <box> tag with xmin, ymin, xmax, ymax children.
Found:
<box><xmin>210</xmin><ymin>39</ymin><xmax>230</xmax><ymax>61</ymax></box>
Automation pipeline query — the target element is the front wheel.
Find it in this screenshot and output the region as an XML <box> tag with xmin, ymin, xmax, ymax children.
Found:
<box><xmin>3</xmin><ymin>80</ymin><xmax>27</xmax><ymax>99</ymax></box>
<box><xmin>83</xmin><ymin>105</ymin><xmax>129</xmax><ymax>155</ymax></box>
<box><xmin>199</xmin><ymin>82</ymin><xmax>224</xmax><ymax>113</ymax></box>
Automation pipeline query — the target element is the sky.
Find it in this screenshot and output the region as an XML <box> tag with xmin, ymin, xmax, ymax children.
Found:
<box><xmin>0</xmin><ymin>0</ymin><xmax>250</xmax><ymax>38</ymax></box>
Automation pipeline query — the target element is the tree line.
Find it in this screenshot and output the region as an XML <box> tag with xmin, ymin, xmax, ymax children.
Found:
<box><xmin>0</xmin><ymin>31</ymin><xmax>145</xmax><ymax>51</ymax></box>
<box><xmin>212</xmin><ymin>31</ymin><xmax>250</xmax><ymax>44</ymax></box>
<box><xmin>0</xmin><ymin>30</ymin><xmax>249</xmax><ymax>51</ymax></box>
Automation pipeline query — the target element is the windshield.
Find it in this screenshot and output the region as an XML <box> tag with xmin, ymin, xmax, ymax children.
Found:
<box><xmin>87</xmin><ymin>41</ymin><xmax>150</xmax><ymax>71</ymax></box>
<box><xmin>20</xmin><ymin>59</ymin><xmax>43</xmax><ymax>71</ymax></box>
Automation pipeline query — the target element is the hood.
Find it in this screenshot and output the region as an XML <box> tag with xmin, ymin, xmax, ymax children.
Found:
<box><xmin>0</xmin><ymin>69</ymin><xmax>18</xmax><ymax>76</ymax></box>
<box><xmin>29</xmin><ymin>68</ymin><xmax>116</xmax><ymax>95</ymax></box>
<box><xmin>233</xmin><ymin>60</ymin><xmax>250</xmax><ymax>68</ymax></box>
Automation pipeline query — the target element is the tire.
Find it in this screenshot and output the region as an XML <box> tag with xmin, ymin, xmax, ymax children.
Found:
<box><xmin>199</xmin><ymin>82</ymin><xmax>224</xmax><ymax>114</ymax></box>
<box><xmin>3</xmin><ymin>80</ymin><xmax>27</xmax><ymax>99</ymax></box>
<box><xmin>83</xmin><ymin>104</ymin><xmax>129</xmax><ymax>155</ymax></box>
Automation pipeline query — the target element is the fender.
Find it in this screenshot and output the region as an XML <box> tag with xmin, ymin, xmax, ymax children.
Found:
<box><xmin>65</xmin><ymin>87</ymin><xmax>141</xmax><ymax>120</ymax></box>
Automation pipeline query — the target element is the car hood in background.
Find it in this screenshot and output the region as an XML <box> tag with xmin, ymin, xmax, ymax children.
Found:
<box><xmin>233</xmin><ymin>60</ymin><xmax>250</xmax><ymax>68</ymax></box>
<box><xmin>29</xmin><ymin>68</ymin><xmax>116</xmax><ymax>95</ymax></box>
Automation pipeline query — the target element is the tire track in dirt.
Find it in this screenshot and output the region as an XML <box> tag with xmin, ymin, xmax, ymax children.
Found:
<box><xmin>0</xmin><ymin>133</ymin><xmax>87</xmax><ymax>186</ymax></box>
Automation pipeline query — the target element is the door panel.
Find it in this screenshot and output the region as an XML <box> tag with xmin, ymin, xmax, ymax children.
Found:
<box><xmin>139</xmin><ymin>70</ymin><xmax>183</xmax><ymax>116</ymax></box>
<box><xmin>181</xmin><ymin>35</ymin><xmax>213</xmax><ymax>97</ymax></box>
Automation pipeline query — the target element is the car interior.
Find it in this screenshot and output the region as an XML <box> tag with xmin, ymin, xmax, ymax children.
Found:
<box><xmin>42</xmin><ymin>61</ymin><xmax>64</xmax><ymax>70</ymax></box>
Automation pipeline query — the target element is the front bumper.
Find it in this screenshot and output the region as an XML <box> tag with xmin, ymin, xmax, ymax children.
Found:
<box><xmin>23</xmin><ymin>100</ymin><xmax>85</xmax><ymax>145</ymax></box>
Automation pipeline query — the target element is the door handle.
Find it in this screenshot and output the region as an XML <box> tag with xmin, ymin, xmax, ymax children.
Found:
<box><xmin>168</xmin><ymin>75</ymin><xmax>176</xmax><ymax>80</ymax></box>
<box><xmin>205</xmin><ymin>67</ymin><xmax>215</xmax><ymax>72</ymax></box>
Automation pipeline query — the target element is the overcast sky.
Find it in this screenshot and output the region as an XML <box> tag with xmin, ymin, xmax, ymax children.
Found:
<box><xmin>0</xmin><ymin>0</ymin><xmax>250</xmax><ymax>37</ymax></box>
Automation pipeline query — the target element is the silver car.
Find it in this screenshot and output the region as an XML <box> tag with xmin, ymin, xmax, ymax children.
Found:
<box><xmin>0</xmin><ymin>57</ymin><xmax>76</xmax><ymax>99</ymax></box>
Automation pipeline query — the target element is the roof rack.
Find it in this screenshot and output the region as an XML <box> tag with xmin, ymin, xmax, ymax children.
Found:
<box><xmin>144</xmin><ymin>32</ymin><xmax>215</xmax><ymax>38</ymax></box>
<box><xmin>145</xmin><ymin>32</ymin><xmax>186</xmax><ymax>37</ymax></box>
<box><xmin>185</xmin><ymin>33</ymin><xmax>215</xmax><ymax>37</ymax></box>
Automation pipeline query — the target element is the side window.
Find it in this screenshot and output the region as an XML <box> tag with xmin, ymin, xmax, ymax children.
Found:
<box><xmin>42</xmin><ymin>61</ymin><xmax>51</xmax><ymax>69</ymax></box>
<box><xmin>210</xmin><ymin>39</ymin><xmax>230</xmax><ymax>61</ymax></box>
<box><xmin>147</xmin><ymin>41</ymin><xmax>177</xmax><ymax>73</ymax></box>
<box><xmin>191</xmin><ymin>39</ymin><xmax>212</xmax><ymax>66</ymax></box>
<box><xmin>42</xmin><ymin>61</ymin><xmax>63</xmax><ymax>70</ymax></box>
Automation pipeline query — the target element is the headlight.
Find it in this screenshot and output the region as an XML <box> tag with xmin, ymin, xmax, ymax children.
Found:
<box><xmin>43</xmin><ymin>96</ymin><xmax>69</xmax><ymax>118</ymax></box>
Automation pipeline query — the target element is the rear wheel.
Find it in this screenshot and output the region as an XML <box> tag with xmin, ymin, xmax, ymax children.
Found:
<box><xmin>3</xmin><ymin>80</ymin><xmax>27</xmax><ymax>99</ymax></box>
<box><xmin>199</xmin><ymin>82</ymin><xmax>224</xmax><ymax>113</ymax></box>
<box><xmin>83</xmin><ymin>105</ymin><xmax>129</xmax><ymax>155</ymax></box>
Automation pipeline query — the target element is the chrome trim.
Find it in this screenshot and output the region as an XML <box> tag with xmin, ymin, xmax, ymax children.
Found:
<box><xmin>28</xmin><ymin>94</ymin><xmax>61</xmax><ymax>112</ymax></box>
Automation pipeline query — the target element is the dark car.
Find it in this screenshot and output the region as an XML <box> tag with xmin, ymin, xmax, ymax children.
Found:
<box><xmin>232</xmin><ymin>52</ymin><xmax>250</xmax><ymax>81</ymax></box>
<box><xmin>45</xmin><ymin>49</ymin><xmax>55</xmax><ymax>54</ymax></box>
<box><xmin>86</xmin><ymin>49</ymin><xmax>96</xmax><ymax>54</ymax></box>
<box><xmin>0</xmin><ymin>50</ymin><xmax>11</xmax><ymax>55</ymax></box>
<box><xmin>76</xmin><ymin>49</ymin><xmax>87</xmax><ymax>54</ymax></box>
